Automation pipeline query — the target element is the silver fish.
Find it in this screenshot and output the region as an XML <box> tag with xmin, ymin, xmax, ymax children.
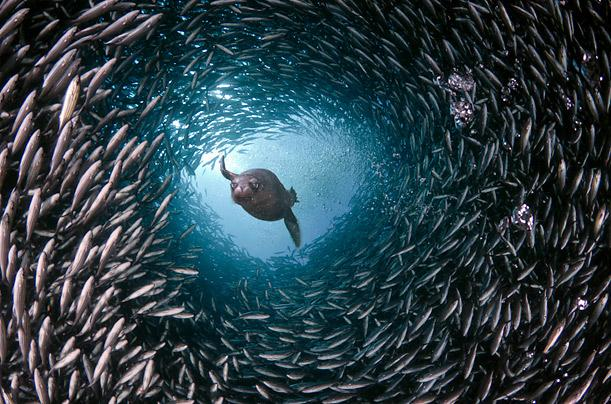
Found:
<box><xmin>25</xmin><ymin>188</ymin><xmax>41</xmax><ymax>241</ymax></box>
<box><xmin>59</xmin><ymin>76</ymin><xmax>80</xmax><ymax>130</ymax></box>
<box><xmin>52</xmin><ymin>348</ymin><xmax>81</xmax><ymax>371</ymax></box>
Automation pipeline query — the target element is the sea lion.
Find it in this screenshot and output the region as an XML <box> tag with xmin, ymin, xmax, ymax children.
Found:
<box><xmin>220</xmin><ymin>155</ymin><xmax>301</xmax><ymax>247</ymax></box>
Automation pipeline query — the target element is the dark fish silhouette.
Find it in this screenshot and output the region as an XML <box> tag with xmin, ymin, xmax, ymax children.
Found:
<box><xmin>220</xmin><ymin>155</ymin><xmax>301</xmax><ymax>247</ymax></box>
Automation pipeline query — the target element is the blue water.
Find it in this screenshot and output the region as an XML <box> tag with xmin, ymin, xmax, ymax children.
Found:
<box><xmin>183</xmin><ymin>107</ymin><xmax>395</xmax><ymax>262</ymax></box>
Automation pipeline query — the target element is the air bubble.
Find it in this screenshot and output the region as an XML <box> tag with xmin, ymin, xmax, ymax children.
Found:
<box><xmin>512</xmin><ymin>204</ymin><xmax>534</xmax><ymax>231</ymax></box>
<box><xmin>450</xmin><ymin>98</ymin><xmax>474</xmax><ymax>128</ymax></box>
<box><xmin>447</xmin><ymin>71</ymin><xmax>474</xmax><ymax>93</ymax></box>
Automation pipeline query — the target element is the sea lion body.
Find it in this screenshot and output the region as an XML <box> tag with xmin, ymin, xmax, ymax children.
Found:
<box><xmin>220</xmin><ymin>155</ymin><xmax>301</xmax><ymax>247</ymax></box>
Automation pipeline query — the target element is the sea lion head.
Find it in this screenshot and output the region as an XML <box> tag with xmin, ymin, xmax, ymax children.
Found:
<box><xmin>230</xmin><ymin>174</ymin><xmax>262</xmax><ymax>205</ymax></box>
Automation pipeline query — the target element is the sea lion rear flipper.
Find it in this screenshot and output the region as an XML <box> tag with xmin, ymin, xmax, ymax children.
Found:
<box><xmin>284</xmin><ymin>209</ymin><xmax>301</xmax><ymax>248</ymax></box>
<box><xmin>220</xmin><ymin>154</ymin><xmax>236</xmax><ymax>180</ymax></box>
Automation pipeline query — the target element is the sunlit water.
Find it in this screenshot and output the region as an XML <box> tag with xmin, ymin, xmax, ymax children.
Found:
<box><xmin>188</xmin><ymin>113</ymin><xmax>375</xmax><ymax>261</ymax></box>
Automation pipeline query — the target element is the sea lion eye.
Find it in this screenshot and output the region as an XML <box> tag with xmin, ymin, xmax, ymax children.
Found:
<box><xmin>250</xmin><ymin>181</ymin><xmax>259</xmax><ymax>191</ymax></box>
<box><xmin>230</xmin><ymin>182</ymin><xmax>237</xmax><ymax>189</ymax></box>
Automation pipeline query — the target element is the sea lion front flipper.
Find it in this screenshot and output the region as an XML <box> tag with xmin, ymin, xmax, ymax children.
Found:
<box><xmin>284</xmin><ymin>209</ymin><xmax>301</xmax><ymax>248</ymax></box>
<box><xmin>220</xmin><ymin>154</ymin><xmax>236</xmax><ymax>180</ymax></box>
<box><xmin>289</xmin><ymin>187</ymin><xmax>298</xmax><ymax>204</ymax></box>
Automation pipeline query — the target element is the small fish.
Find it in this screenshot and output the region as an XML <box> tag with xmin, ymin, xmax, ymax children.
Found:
<box><xmin>67</xmin><ymin>230</ymin><xmax>92</xmax><ymax>277</ymax></box>
<box><xmin>36</xmin><ymin>26</ymin><xmax>77</xmax><ymax>67</ymax></box>
<box><xmin>52</xmin><ymin>349</ymin><xmax>81</xmax><ymax>371</ymax></box>
<box><xmin>85</xmin><ymin>58</ymin><xmax>117</xmax><ymax>105</ymax></box>
<box><xmin>12</xmin><ymin>267</ymin><xmax>25</xmax><ymax>323</ymax></box>
<box><xmin>59</xmin><ymin>76</ymin><xmax>80</xmax><ymax>130</ymax></box>
<box><xmin>170</xmin><ymin>267</ymin><xmax>198</xmax><ymax>276</ymax></box>
<box><xmin>96</xmin><ymin>10</ymin><xmax>140</xmax><ymax>40</ymax></box>
<box><xmin>74</xmin><ymin>276</ymin><xmax>95</xmax><ymax>322</ymax></box>
<box><xmin>72</xmin><ymin>0</ymin><xmax>119</xmax><ymax>25</ymax></box>
<box><xmin>25</xmin><ymin>188</ymin><xmax>41</xmax><ymax>242</ymax></box>
<box><xmin>0</xmin><ymin>8</ymin><xmax>29</xmax><ymax>39</ymax></box>
<box><xmin>148</xmin><ymin>307</ymin><xmax>185</xmax><ymax>317</ymax></box>
<box><xmin>33</xmin><ymin>368</ymin><xmax>50</xmax><ymax>404</ymax></box>
<box><xmin>109</xmin><ymin>13</ymin><xmax>163</xmax><ymax>47</ymax></box>
<box><xmin>103</xmin><ymin>317</ymin><xmax>125</xmax><ymax>349</ymax></box>
<box><xmin>70</xmin><ymin>161</ymin><xmax>101</xmax><ymax>212</ymax></box>
<box><xmin>240</xmin><ymin>312</ymin><xmax>271</xmax><ymax>320</ymax></box>
<box><xmin>115</xmin><ymin>360</ymin><xmax>147</xmax><ymax>387</ymax></box>
<box><xmin>92</xmin><ymin>346</ymin><xmax>112</xmax><ymax>384</ymax></box>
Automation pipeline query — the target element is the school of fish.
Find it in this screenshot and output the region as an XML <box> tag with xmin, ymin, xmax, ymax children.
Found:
<box><xmin>0</xmin><ymin>0</ymin><xmax>609</xmax><ymax>403</ymax></box>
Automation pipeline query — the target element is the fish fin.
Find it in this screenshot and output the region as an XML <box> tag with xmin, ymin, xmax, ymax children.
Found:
<box><xmin>220</xmin><ymin>154</ymin><xmax>236</xmax><ymax>180</ymax></box>
<box><xmin>284</xmin><ymin>209</ymin><xmax>301</xmax><ymax>248</ymax></box>
<box><xmin>289</xmin><ymin>187</ymin><xmax>298</xmax><ymax>204</ymax></box>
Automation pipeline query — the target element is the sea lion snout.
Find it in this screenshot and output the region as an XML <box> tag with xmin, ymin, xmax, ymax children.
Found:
<box><xmin>230</xmin><ymin>176</ymin><xmax>261</xmax><ymax>204</ymax></box>
<box><xmin>232</xmin><ymin>184</ymin><xmax>254</xmax><ymax>202</ymax></box>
